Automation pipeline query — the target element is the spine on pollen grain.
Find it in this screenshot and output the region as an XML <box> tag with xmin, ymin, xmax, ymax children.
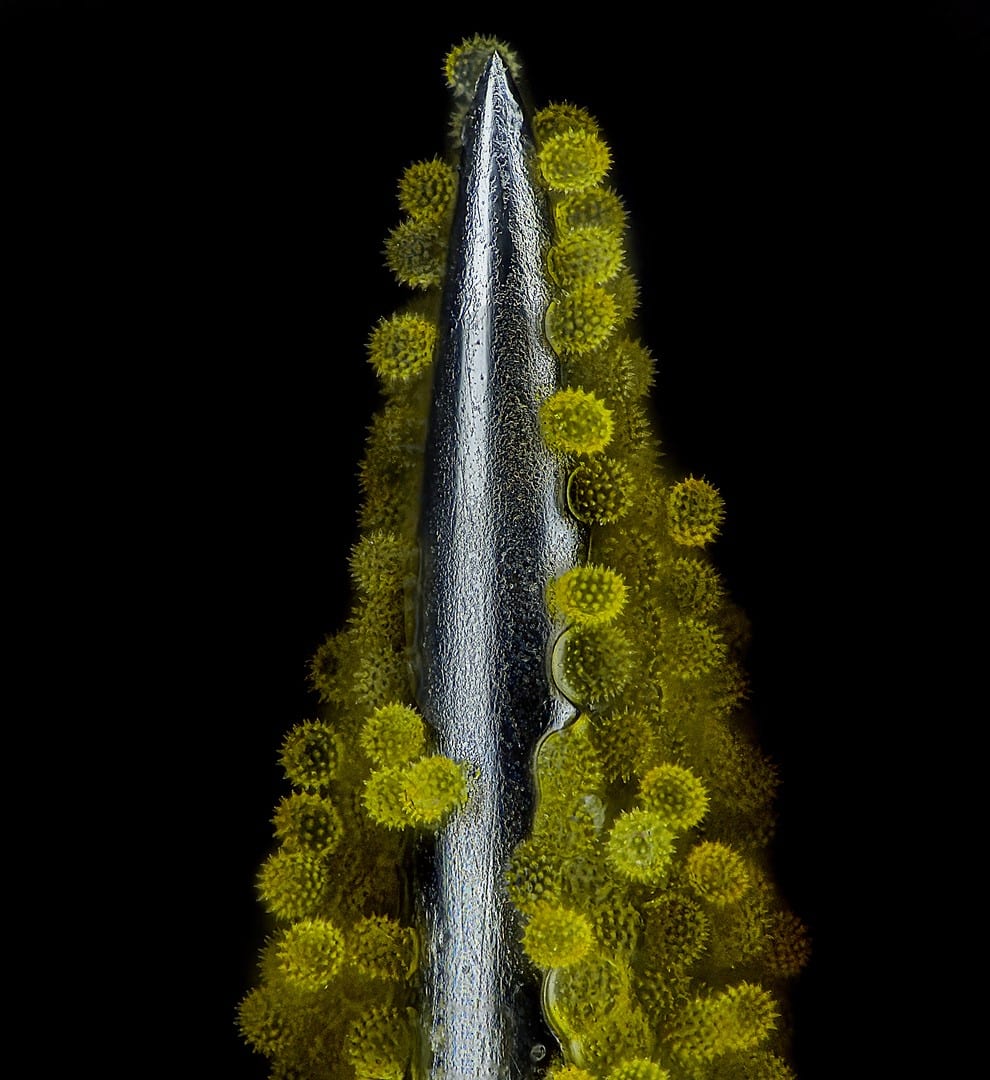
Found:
<box><xmin>239</xmin><ymin>34</ymin><xmax>809</xmax><ymax>1080</ymax></box>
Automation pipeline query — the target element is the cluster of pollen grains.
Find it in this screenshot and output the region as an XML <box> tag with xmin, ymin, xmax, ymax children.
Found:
<box><xmin>503</xmin><ymin>89</ymin><xmax>808</xmax><ymax>1079</ymax></box>
<box><xmin>384</xmin><ymin>151</ymin><xmax>457</xmax><ymax>292</ymax></box>
<box><xmin>361</xmin><ymin>751</ymin><xmax>469</xmax><ymax>831</ymax></box>
<box><xmin>239</xmin><ymin>53</ymin><xmax>469</xmax><ymax>1079</ymax></box>
<box><xmin>243</xmin><ymin>691</ymin><xmax>440</xmax><ymax>1074</ymax></box>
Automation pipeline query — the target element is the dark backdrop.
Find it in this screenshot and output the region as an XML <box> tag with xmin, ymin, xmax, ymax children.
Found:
<box><xmin>3</xmin><ymin>3</ymin><xmax>984</xmax><ymax>1076</ymax></box>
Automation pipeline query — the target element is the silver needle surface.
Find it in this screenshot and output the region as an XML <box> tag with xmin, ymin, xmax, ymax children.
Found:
<box><xmin>414</xmin><ymin>51</ymin><xmax>585</xmax><ymax>1079</ymax></box>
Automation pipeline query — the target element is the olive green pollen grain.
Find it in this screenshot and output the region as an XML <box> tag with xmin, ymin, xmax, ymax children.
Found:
<box><xmin>606</xmin><ymin>1060</ymin><xmax>670</xmax><ymax>1080</ymax></box>
<box><xmin>273</xmin><ymin>792</ymin><xmax>344</xmax><ymax>855</ymax></box>
<box><xmin>667</xmin><ymin>476</ymin><xmax>726</xmax><ymax>547</ymax></box>
<box><xmin>345</xmin><ymin>1005</ymin><xmax>413</xmax><ymax>1079</ymax></box>
<box><xmin>533</xmin><ymin>102</ymin><xmax>601</xmax><ymax>142</ymax></box>
<box><xmin>403</xmin><ymin>755</ymin><xmax>468</xmax><ymax>826</ymax></box>
<box><xmin>566</xmin><ymin>455</ymin><xmax>635</xmax><ymax>524</ymax></box>
<box><xmin>277</xmin><ymin>919</ymin><xmax>346</xmax><ymax>991</ymax></box>
<box><xmin>367</xmin><ymin>312</ymin><xmax>437</xmax><ymax>383</ymax></box>
<box><xmin>549</xmin><ymin>564</ymin><xmax>627</xmax><ymax>625</ymax></box>
<box><xmin>666</xmin><ymin>555</ymin><xmax>726</xmax><ymax>616</ymax></box>
<box><xmin>638</xmin><ymin>763</ymin><xmax>709</xmax><ymax>829</ymax></box>
<box><xmin>362</xmin><ymin>766</ymin><xmax>412</xmax><ymax>829</ymax></box>
<box><xmin>664</xmin><ymin>616</ymin><xmax>728</xmax><ymax>680</ymax></box>
<box><xmin>348</xmin><ymin>528</ymin><xmax>411</xmax><ymax>594</ymax></box>
<box><xmin>278</xmin><ymin>719</ymin><xmax>341</xmax><ymax>790</ymax></box>
<box><xmin>606</xmin><ymin>809</ymin><xmax>677</xmax><ymax>885</ymax></box>
<box><xmin>398</xmin><ymin>158</ymin><xmax>456</xmax><ymax>220</ymax></box>
<box><xmin>538</xmin><ymin>129</ymin><xmax>612</xmax><ymax>192</ymax></box>
<box><xmin>444</xmin><ymin>35</ymin><xmax>522</xmax><ymax>97</ymax></box>
<box><xmin>349</xmin><ymin>914</ymin><xmax>418</xmax><ymax>981</ymax></box>
<box><xmin>553</xmin><ymin>622</ymin><xmax>634</xmax><ymax>705</ymax></box>
<box><xmin>563</xmin><ymin>335</ymin><xmax>655</xmax><ymax>405</ymax></box>
<box><xmin>540</xmin><ymin>387</ymin><xmax>614</xmax><ymax>454</ymax></box>
<box><xmin>359</xmin><ymin>702</ymin><xmax>426</xmax><ymax>767</ymax></box>
<box><xmin>606</xmin><ymin>268</ymin><xmax>640</xmax><ymax>323</ymax></box>
<box><xmin>257</xmin><ymin>849</ymin><xmax>331</xmax><ymax>921</ymax></box>
<box><xmin>685</xmin><ymin>841</ymin><xmax>751</xmax><ymax>905</ymax></box>
<box><xmin>522</xmin><ymin>902</ymin><xmax>594</xmax><ymax>969</ymax></box>
<box><xmin>546</xmin><ymin>284</ymin><xmax>619</xmax><ymax>355</ymax></box>
<box><xmin>547</xmin><ymin>226</ymin><xmax>624</xmax><ymax>288</ymax></box>
<box><xmin>554</xmin><ymin>186</ymin><xmax>628</xmax><ymax>235</ymax></box>
<box><xmin>384</xmin><ymin>216</ymin><xmax>447</xmax><ymax>289</ymax></box>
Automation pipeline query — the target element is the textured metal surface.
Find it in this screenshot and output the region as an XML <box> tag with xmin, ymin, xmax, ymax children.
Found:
<box><xmin>413</xmin><ymin>53</ymin><xmax>585</xmax><ymax>1079</ymax></box>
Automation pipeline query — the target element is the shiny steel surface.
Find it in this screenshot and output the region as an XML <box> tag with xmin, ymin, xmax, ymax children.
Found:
<box><xmin>414</xmin><ymin>52</ymin><xmax>584</xmax><ymax>1078</ymax></box>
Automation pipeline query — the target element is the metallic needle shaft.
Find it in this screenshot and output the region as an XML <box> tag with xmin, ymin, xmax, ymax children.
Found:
<box><xmin>414</xmin><ymin>52</ymin><xmax>585</xmax><ymax>1079</ymax></box>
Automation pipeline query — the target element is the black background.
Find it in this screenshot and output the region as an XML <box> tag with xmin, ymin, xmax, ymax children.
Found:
<box><xmin>3</xmin><ymin>2</ymin><xmax>985</xmax><ymax>1076</ymax></box>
